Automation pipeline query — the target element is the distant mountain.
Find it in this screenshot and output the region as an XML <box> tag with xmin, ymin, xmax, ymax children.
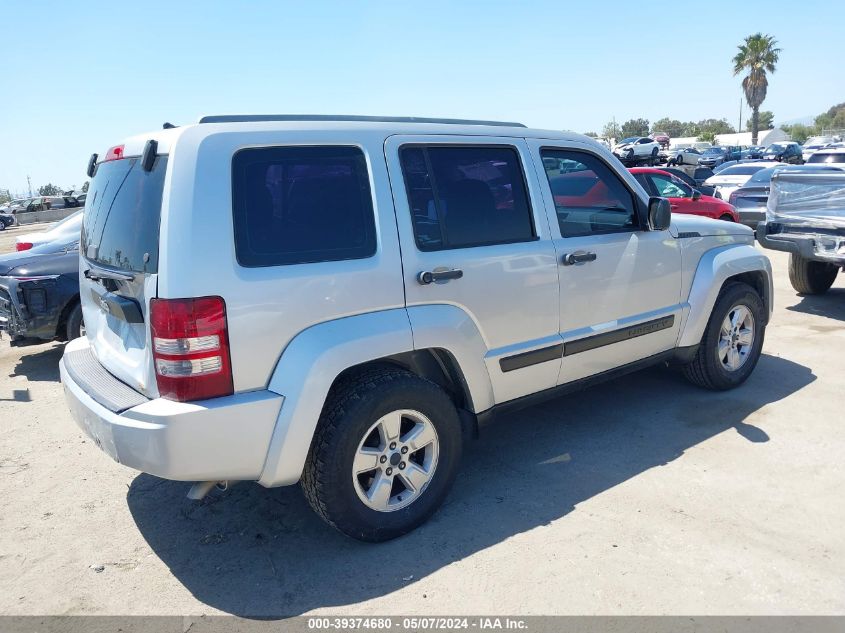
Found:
<box><xmin>780</xmin><ymin>115</ymin><xmax>814</xmax><ymax>126</ymax></box>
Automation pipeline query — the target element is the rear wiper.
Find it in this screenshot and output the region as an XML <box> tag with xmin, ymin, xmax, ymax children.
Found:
<box><xmin>83</xmin><ymin>265</ymin><xmax>135</xmax><ymax>283</ymax></box>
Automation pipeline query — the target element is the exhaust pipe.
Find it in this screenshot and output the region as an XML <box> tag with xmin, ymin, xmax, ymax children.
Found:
<box><xmin>187</xmin><ymin>480</ymin><xmax>228</xmax><ymax>500</ymax></box>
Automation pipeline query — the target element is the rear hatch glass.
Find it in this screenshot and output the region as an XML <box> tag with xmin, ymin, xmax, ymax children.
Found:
<box><xmin>80</xmin><ymin>155</ymin><xmax>168</xmax><ymax>396</ymax></box>
<box><xmin>82</xmin><ymin>157</ymin><xmax>167</xmax><ymax>272</ymax></box>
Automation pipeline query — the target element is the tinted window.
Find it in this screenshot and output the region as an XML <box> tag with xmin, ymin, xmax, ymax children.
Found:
<box><xmin>399</xmin><ymin>145</ymin><xmax>535</xmax><ymax>251</ymax></box>
<box><xmin>82</xmin><ymin>156</ymin><xmax>167</xmax><ymax>274</ymax></box>
<box><xmin>719</xmin><ymin>165</ymin><xmax>766</xmax><ymax>176</ymax></box>
<box><xmin>649</xmin><ymin>173</ymin><xmax>690</xmax><ymax>198</ymax></box>
<box><xmin>541</xmin><ymin>150</ymin><xmax>638</xmax><ymax>237</ymax></box>
<box><xmin>232</xmin><ymin>146</ymin><xmax>376</xmax><ymax>267</ymax></box>
<box><xmin>808</xmin><ymin>152</ymin><xmax>845</xmax><ymax>164</ymax></box>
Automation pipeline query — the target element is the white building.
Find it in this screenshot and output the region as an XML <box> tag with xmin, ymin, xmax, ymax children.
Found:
<box><xmin>714</xmin><ymin>128</ymin><xmax>790</xmax><ymax>147</ymax></box>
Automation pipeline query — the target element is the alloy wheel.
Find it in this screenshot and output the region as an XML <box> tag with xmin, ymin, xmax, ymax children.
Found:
<box><xmin>717</xmin><ymin>304</ymin><xmax>755</xmax><ymax>371</ymax></box>
<box><xmin>352</xmin><ymin>409</ymin><xmax>439</xmax><ymax>512</ymax></box>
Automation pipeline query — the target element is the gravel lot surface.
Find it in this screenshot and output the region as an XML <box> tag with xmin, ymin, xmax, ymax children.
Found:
<box><xmin>1</xmin><ymin>226</ymin><xmax>843</xmax><ymax>616</ymax></box>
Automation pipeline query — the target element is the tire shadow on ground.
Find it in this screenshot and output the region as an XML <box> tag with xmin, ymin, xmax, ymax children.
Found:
<box><xmin>127</xmin><ymin>352</ymin><xmax>814</xmax><ymax>617</ymax></box>
<box><xmin>785</xmin><ymin>287</ymin><xmax>845</xmax><ymax>323</ymax></box>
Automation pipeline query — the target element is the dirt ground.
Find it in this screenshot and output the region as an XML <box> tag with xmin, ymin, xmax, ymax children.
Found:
<box><xmin>1</xmin><ymin>223</ymin><xmax>843</xmax><ymax>616</ymax></box>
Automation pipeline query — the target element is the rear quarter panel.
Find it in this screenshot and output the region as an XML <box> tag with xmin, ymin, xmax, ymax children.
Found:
<box><xmin>159</xmin><ymin>124</ymin><xmax>406</xmax><ymax>392</ymax></box>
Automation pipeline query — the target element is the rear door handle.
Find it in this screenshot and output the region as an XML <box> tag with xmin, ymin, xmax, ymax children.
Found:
<box><xmin>418</xmin><ymin>269</ymin><xmax>464</xmax><ymax>285</ymax></box>
<box><xmin>562</xmin><ymin>251</ymin><xmax>597</xmax><ymax>266</ymax></box>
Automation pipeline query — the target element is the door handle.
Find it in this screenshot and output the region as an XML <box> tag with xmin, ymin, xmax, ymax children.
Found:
<box><xmin>562</xmin><ymin>251</ymin><xmax>597</xmax><ymax>266</ymax></box>
<box><xmin>417</xmin><ymin>269</ymin><xmax>464</xmax><ymax>285</ymax></box>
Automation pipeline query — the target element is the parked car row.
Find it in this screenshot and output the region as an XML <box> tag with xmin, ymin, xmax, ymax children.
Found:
<box><xmin>1</xmin><ymin>195</ymin><xmax>82</xmax><ymax>216</ymax></box>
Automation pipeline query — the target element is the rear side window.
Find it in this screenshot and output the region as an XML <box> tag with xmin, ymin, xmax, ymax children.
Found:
<box><xmin>399</xmin><ymin>145</ymin><xmax>535</xmax><ymax>251</ymax></box>
<box><xmin>232</xmin><ymin>146</ymin><xmax>376</xmax><ymax>267</ymax></box>
<box><xmin>82</xmin><ymin>156</ymin><xmax>168</xmax><ymax>274</ymax></box>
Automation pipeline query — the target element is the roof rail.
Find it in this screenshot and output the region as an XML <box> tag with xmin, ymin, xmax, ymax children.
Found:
<box><xmin>198</xmin><ymin>114</ymin><xmax>526</xmax><ymax>128</ymax></box>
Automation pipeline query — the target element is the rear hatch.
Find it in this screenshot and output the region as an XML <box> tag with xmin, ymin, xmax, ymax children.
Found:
<box><xmin>80</xmin><ymin>150</ymin><xmax>168</xmax><ymax>397</ymax></box>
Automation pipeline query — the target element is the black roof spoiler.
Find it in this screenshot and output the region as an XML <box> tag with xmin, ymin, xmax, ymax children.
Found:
<box><xmin>198</xmin><ymin>114</ymin><xmax>526</xmax><ymax>128</ymax></box>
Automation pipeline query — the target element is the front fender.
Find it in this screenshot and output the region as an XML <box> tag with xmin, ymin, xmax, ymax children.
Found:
<box><xmin>678</xmin><ymin>244</ymin><xmax>773</xmax><ymax>348</ymax></box>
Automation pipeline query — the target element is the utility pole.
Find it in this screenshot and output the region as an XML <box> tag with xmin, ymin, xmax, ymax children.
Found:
<box><xmin>738</xmin><ymin>97</ymin><xmax>743</xmax><ymax>136</ymax></box>
<box><xmin>26</xmin><ymin>175</ymin><xmax>32</xmax><ymax>197</ymax></box>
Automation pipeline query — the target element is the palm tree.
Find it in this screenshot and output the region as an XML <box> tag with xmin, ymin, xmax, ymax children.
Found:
<box><xmin>733</xmin><ymin>33</ymin><xmax>781</xmax><ymax>145</ymax></box>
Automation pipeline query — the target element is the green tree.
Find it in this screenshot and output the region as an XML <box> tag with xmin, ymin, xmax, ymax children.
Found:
<box><xmin>601</xmin><ymin>120</ymin><xmax>622</xmax><ymax>140</ymax></box>
<box><xmin>697</xmin><ymin>118</ymin><xmax>736</xmax><ymax>136</ymax></box>
<box><xmin>651</xmin><ymin>118</ymin><xmax>686</xmax><ymax>138</ymax></box>
<box><xmin>747</xmin><ymin>110</ymin><xmax>774</xmax><ymax>131</ymax></box>
<box><xmin>782</xmin><ymin>123</ymin><xmax>814</xmax><ymax>144</ymax></box>
<box><xmin>698</xmin><ymin>131</ymin><xmax>716</xmax><ymax>144</ymax></box>
<box><xmin>620</xmin><ymin>118</ymin><xmax>650</xmax><ymax>139</ymax></box>
<box><xmin>38</xmin><ymin>183</ymin><xmax>61</xmax><ymax>196</ymax></box>
<box><xmin>582</xmin><ymin>131</ymin><xmax>598</xmax><ymax>138</ymax></box>
<box><xmin>733</xmin><ymin>33</ymin><xmax>781</xmax><ymax>145</ymax></box>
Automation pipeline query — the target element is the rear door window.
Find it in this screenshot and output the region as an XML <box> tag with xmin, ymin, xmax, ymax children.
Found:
<box><xmin>399</xmin><ymin>145</ymin><xmax>535</xmax><ymax>251</ymax></box>
<box><xmin>231</xmin><ymin>146</ymin><xmax>376</xmax><ymax>267</ymax></box>
<box><xmin>82</xmin><ymin>156</ymin><xmax>168</xmax><ymax>274</ymax></box>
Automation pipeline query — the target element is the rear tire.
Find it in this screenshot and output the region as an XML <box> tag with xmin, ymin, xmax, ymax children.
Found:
<box><xmin>681</xmin><ymin>282</ymin><xmax>766</xmax><ymax>391</ymax></box>
<box><xmin>676</xmin><ymin>155</ymin><xmax>684</xmax><ymax>165</ymax></box>
<box><xmin>65</xmin><ymin>303</ymin><xmax>84</xmax><ymax>340</ymax></box>
<box><xmin>788</xmin><ymin>254</ymin><xmax>839</xmax><ymax>295</ymax></box>
<box><xmin>301</xmin><ymin>367</ymin><xmax>462</xmax><ymax>542</ymax></box>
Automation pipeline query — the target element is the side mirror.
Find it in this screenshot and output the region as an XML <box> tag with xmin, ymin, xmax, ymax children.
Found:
<box><xmin>692</xmin><ymin>189</ymin><xmax>702</xmax><ymax>201</ymax></box>
<box><xmin>648</xmin><ymin>197</ymin><xmax>671</xmax><ymax>231</ymax></box>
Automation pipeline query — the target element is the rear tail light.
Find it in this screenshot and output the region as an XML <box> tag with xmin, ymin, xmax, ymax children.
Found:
<box><xmin>16</xmin><ymin>242</ymin><xmax>33</xmax><ymax>252</ymax></box>
<box><xmin>728</xmin><ymin>191</ymin><xmax>738</xmax><ymax>205</ymax></box>
<box><xmin>150</xmin><ymin>296</ymin><xmax>233</xmax><ymax>402</ymax></box>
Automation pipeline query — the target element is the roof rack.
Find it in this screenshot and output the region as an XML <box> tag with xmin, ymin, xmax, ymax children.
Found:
<box><xmin>198</xmin><ymin>114</ymin><xmax>526</xmax><ymax>128</ymax></box>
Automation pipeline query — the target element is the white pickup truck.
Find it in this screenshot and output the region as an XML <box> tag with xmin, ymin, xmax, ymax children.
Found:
<box><xmin>757</xmin><ymin>170</ymin><xmax>845</xmax><ymax>294</ymax></box>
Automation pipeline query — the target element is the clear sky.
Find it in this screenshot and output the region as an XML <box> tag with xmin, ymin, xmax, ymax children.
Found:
<box><xmin>2</xmin><ymin>0</ymin><xmax>843</xmax><ymax>195</ymax></box>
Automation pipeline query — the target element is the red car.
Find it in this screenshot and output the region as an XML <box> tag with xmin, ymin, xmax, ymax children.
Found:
<box><xmin>651</xmin><ymin>132</ymin><xmax>670</xmax><ymax>148</ymax></box>
<box><xmin>629</xmin><ymin>167</ymin><xmax>739</xmax><ymax>222</ymax></box>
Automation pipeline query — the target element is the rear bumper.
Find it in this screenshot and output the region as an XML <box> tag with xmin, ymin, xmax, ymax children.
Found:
<box><xmin>60</xmin><ymin>337</ymin><xmax>284</xmax><ymax>482</ymax></box>
<box><xmin>756</xmin><ymin>222</ymin><xmax>845</xmax><ymax>265</ymax></box>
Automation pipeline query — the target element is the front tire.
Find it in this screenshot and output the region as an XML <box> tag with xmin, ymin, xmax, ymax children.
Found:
<box><xmin>301</xmin><ymin>367</ymin><xmax>462</xmax><ymax>542</ymax></box>
<box><xmin>681</xmin><ymin>282</ymin><xmax>766</xmax><ymax>390</ymax></box>
<box><xmin>788</xmin><ymin>254</ymin><xmax>839</xmax><ymax>295</ymax></box>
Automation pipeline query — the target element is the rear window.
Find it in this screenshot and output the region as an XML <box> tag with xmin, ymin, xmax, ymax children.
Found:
<box><xmin>719</xmin><ymin>165</ymin><xmax>766</xmax><ymax>176</ymax></box>
<box><xmin>232</xmin><ymin>146</ymin><xmax>376</xmax><ymax>267</ymax></box>
<box><xmin>82</xmin><ymin>156</ymin><xmax>168</xmax><ymax>274</ymax></box>
<box><xmin>808</xmin><ymin>152</ymin><xmax>845</xmax><ymax>164</ymax></box>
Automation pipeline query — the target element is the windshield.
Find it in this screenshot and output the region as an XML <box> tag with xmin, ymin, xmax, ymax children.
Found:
<box><xmin>719</xmin><ymin>165</ymin><xmax>767</xmax><ymax>176</ymax></box>
<box><xmin>703</xmin><ymin>148</ymin><xmax>724</xmax><ymax>155</ymax></box>
<box><xmin>618</xmin><ymin>137</ymin><xmax>637</xmax><ymax>144</ymax></box>
<box><xmin>765</xmin><ymin>144</ymin><xmax>785</xmax><ymax>153</ymax></box>
<box><xmin>81</xmin><ymin>156</ymin><xmax>168</xmax><ymax>274</ymax></box>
